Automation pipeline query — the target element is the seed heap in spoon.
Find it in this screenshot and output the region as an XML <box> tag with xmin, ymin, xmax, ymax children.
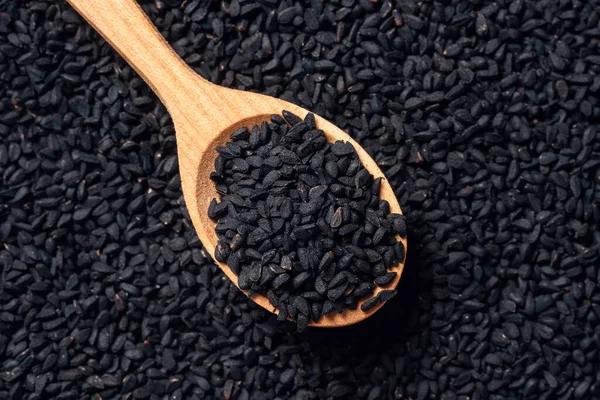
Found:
<box><xmin>208</xmin><ymin>111</ymin><xmax>406</xmax><ymax>331</ymax></box>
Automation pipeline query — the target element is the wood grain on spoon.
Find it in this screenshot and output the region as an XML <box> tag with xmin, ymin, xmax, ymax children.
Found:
<box><xmin>67</xmin><ymin>0</ymin><xmax>407</xmax><ymax>327</ymax></box>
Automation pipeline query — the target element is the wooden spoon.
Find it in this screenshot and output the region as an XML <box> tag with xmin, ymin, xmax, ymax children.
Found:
<box><xmin>67</xmin><ymin>0</ymin><xmax>407</xmax><ymax>327</ymax></box>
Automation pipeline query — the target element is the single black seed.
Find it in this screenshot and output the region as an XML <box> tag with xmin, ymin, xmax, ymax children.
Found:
<box><xmin>330</xmin><ymin>208</ymin><xmax>343</xmax><ymax>228</ymax></box>
<box><xmin>404</xmin><ymin>97</ymin><xmax>425</xmax><ymax>110</ymax></box>
<box><xmin>325</xmin><ymin>161</ymin><xmax>339</xmax><ymax>177</ymax></box>
<box><xmin>331</xmin><ymin>141</ymin><xmax>355</xmax><ymax>156</ymax></box>
<box><xmin>272</xmin><ymin>274</ymin><xmax>290</xmax><ymax>289</ymax></box>
<box><xmin>374</xmin><ymin>272</ymin><xmax>396</xmax><ymax>287</ymax></box>
<box><xmin>360</xmin><ymin>297</ymin><xmax>379</xmax><ymax>312</ymax></box>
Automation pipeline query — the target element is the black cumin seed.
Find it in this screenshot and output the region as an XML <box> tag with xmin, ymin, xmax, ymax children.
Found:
<box><xmin>209</xmin><ymin>111</ymin><xmax>404</xmax><ymax>330</ymax></box>
<box><xmin>360</xmin><ymin>297</ymin><xmax>379</xmax><ymax>312</ymax></box>
<box><xmin>2</xmin><ymin>1</ymin><xmax>599</xmax><ymax>399</ymax></box>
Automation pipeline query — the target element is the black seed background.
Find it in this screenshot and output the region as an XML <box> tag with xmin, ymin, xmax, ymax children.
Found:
<box><xmin>1</xmin><ymin>0</ymin><xmax>600</xmax><ymax>399</ymax></box>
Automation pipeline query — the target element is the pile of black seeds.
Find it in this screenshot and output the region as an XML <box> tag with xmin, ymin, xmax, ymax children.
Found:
<box><xmin>1</xmin><ymin>0</ymin><xmax>600</xmax><ymax>399</ymax></box>
<box><xmin>209</xmin><ymin>110</ymin><xmax>406</xmax><ymax>330</ymax></box>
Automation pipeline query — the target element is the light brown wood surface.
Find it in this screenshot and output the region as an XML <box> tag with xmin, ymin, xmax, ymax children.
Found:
<box><xmin>67</xmin><ymin>0</ymin><xmax>408</xmax><ymax>327</ymax></box>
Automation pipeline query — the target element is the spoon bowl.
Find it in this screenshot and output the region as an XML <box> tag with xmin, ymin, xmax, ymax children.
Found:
<box><xmin>68</xmin><ymin>0</ymin><xmax>407</xmax><ymax>327</ymax></box>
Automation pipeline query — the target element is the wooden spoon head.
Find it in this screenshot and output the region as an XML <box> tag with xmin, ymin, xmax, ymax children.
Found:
<box><xmin>174</xmin><ymin>89</ymin><xmax>407</xmax><ymax>328</ymax></box>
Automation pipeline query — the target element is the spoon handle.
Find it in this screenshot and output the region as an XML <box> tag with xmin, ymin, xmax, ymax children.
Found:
<box><xmin>67</xmin><ymin>0</ymin><xmax>209</xmax><ymax>115</ymax></box>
